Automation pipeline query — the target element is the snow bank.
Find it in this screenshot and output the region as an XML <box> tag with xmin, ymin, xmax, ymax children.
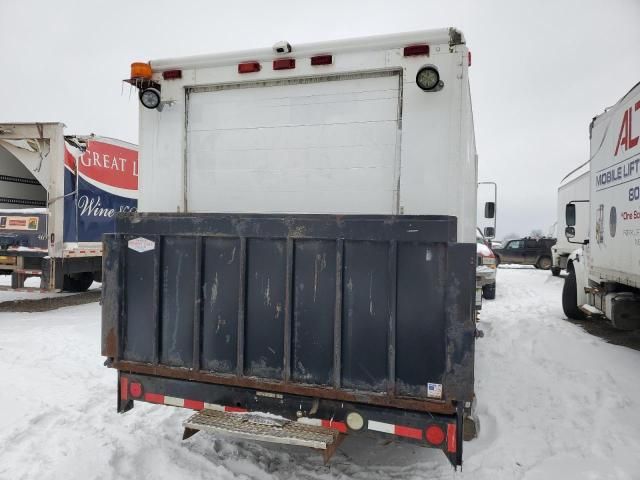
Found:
<box><xmin>0</xmin><ymin>269</ymin><xmax>639</xmax><ymax>479</ymax></box>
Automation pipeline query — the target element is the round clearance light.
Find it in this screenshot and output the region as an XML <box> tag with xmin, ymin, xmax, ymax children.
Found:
<box><xmin>129</xmin><ymin>382</ymin><xmax>143</xmax><ymax>399</ymax></box>
<box><xmin>416</xmin><ymin>66</ymin><xmax>442</xmax><ymax>91</ymax></box>
<box><xmin>140</xmin><ymin>87</ymin><xmax>161</xmax><ymax>109</ymax></box>
<box><xmin>346</xmin><ymin>411</ymin><xmax>365</xmax><ymax>431</ymax></box>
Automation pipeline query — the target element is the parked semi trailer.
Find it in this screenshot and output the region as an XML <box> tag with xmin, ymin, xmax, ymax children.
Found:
<box><xmin>551</xmin><ymin>162</ymin><xmax>589</xmax><ymax>276</ymax></box>
<box><xmin>103</xmin><ymin>28</ymin><xmax>479</xmax><ymax>467</ymax></box>
<box><xmin>0</xmin><ymin>123</ymin><xmax>137</xmax><ymax>291</ymax></box>
<box><xmin>563</xmin><ymin>81</ymin><xmax>640</xmax><ymax>330</ymax></box>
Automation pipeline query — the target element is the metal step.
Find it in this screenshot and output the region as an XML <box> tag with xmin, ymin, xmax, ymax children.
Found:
<box><xmin>183</xmin><ymin>409</ymin><xmax>342</xmax><ymax>450</ymax></box>
<box><xmin>579</xmin><ymin>304</ymin><xmax>604</xmax><ymax>316</ymax></box>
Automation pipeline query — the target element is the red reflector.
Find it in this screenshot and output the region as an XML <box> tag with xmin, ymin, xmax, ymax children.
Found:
<box><xmin>184</xmin><ymin>399</ymin><xmax>205</xmax><ymax>410</ymax></box>
<box><xmin>447</xmin><ymin>423</ymin><xmax>457</xmax><ymax>453</ymax></box>
<box><xmin>238</xmin><ymin>62</ymin><xmax>261</xmax><ymax>74</ymax></box>
<box><xmin>468</xmin><ymin>51</ymin><xmax>472</xmax><ymax>67</ymax></box>
<box><xmin>311</xmin><ymin>54</ymin><xmax>333</xmax><ymax>66</ymax></box>
<box><xmin>144</xmin><ymin>392</ymin><xmax>164</xmax><ymax>404</ymax></box>
<box><xmin>119</xmin><ymin>377</ymin><xmax>128</xmax><ymax>401</ymax></box>
<box><xmin>162</xmin><ymin>69</ymin><xmax>182</xmax><ymax>80</ymax></box>
<box><xmin>129</xmin><ymin>382</ymin><xmax>143</xmax><ymax>399</ymax></box>
<box><xmin>403</xmin><ymin>44</ymin><xmax>429</xmax><ymax>57</ymax></box>
<box><xmin>395</xmin><ymin>425</ymin><xmax>423</xmax><ymax>440</ymax></box>
<box><xmin>273</xmin><ymin>58</ymin><xmax>295</xmax><ymax>70</ymax></box>
<box><xmin>225</xmin><ymin>406</ymin><xmax>248</xmax><ymax>413</ymax></box>
<box><xmin>425</xmin><ymin>425</ymin><xmax>445</xmax><ymax>445</ymax></box>
<box><xmin>321</xmin><ymin>420</ymin><xmax>348</xmax><ymax>433</ymax></box>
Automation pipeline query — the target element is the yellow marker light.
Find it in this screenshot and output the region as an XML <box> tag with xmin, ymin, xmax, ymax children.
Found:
<box><xmin>130</xmin><ymin>62</ymin><xmax>153</xmax><ymax>80</ymax></box>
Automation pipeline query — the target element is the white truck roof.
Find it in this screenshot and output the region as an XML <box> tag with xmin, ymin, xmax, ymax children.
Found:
<box><xmin>149</xmin><ymin>28</ymin><xmax>464</xmax><ymax>71</ymax></box>
<box><xmin>559</xmin><ymin>161</ymin><xmax>589</xmax><ymax>188</ymax></box>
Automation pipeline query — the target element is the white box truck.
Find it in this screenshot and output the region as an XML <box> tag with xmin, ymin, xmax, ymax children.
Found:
<box><xmin>551</xmin><ymin>162</ymin><xmax>589</xmax><ymax>276</ymax></box>
<box><xmin>0</xmin><ymin>123</ymin><xmax>138</xmax><ymax>291</ymax></box>
<box><xmin>104</xmin><ymin>28</ymin><xmax>484</xmax><ymax>467</ymax></box>
<box><xmin>562</xmin><ymin>81</ymin><xmax>640</xmax><ymax>329</ymax></box>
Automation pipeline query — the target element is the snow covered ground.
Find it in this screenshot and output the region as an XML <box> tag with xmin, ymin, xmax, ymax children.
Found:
<box><xmin>1</xmin><ymin>268</ymin><xmax>639</xmax><ymax>479</ymax></box>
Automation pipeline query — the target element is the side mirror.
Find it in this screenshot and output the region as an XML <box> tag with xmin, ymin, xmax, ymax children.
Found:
<box><xmin>565</xmin><ymin>203</ymin><xmax>576</xmax><ymax>227</ymax></box>
<box><xmin>484</xmin><ymin>226</ymin><xmax>495</xmax><ymax>239</ymax></box>
<box><xmin>484</xmin><ymin>202</ymin><xmax>495</xmax><ymax>219</ymax></box>
<box><xmin>565</xmin><ymin>226</ymin><xmax>575</xmax><ymax>239</ymax></box>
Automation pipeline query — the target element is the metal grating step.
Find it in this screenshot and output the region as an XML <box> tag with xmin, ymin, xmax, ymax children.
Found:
<box><xmin>183</xmin><ymin>409</ymin><xmax>341</xmax><ymax>450</ymax></box>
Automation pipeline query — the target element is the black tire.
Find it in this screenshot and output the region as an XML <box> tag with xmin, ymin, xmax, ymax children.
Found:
<box><xmin>63</xmin><ymin>272</ymin><xmax>94</xmax><ymax>292</ymax></box>
<box><xmin>562</xmin><ymin>270</ymin><xmax>585</xmax><ymax>319</ymax></box>
<box><xmin>537</xmin><ymin>256</ymin><xmax>552</xmax><ymax>270</ymax></box>
<box><xmin>482</xmin><ymin>283</ymin><xmax>496</xmax><ymax>300</ymax></box>
<box><xmin>551</xmin><ymin>266</ymin><xmax>561</xmax><ymax>276</ymax></box>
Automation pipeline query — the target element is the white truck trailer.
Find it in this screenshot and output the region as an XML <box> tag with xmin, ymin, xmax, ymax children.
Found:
<box><xmin>551</xmin><ymin>162</ymin><xmax>589</xmax><ymax>276</ymax></box>
<box><xmin>104</xmin><ymin>28</ymin><xmax>483</xmax><ymax>467</ymax></box>
<box><xmin>0</xmin><ymin>123</ymin><xmax>138</xmax><ymax>291</ymax></box>
<box><xmin>563</xmin><ymin>81</ymin><xmax>640</xmax><ymax>330</ymax></box>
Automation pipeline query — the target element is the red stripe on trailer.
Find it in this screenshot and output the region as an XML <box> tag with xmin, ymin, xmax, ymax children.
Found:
<box><xmin>447</xmin><ymin>423</ymin><xmax>457</xmax><ymax>453</ymax></box>
<box><xmin>321</xmin><ymin>420</ymin><xmax>347</xmax><ymax>433</ymax></box>
<box><xmin>184</xmin><ymin>399</ymin><xmax>205</xmax><ymax>410</ymax></box>
<box><xmin>144</xmin><ymin>392</ymin><xmax>165</xmax><ymax>404</ymax></box>
<box><xmin>120</xmin><ymin>377</ymin><xmax>128</xmax><ymax>400</ymax></box>
<box><xmin>225</xmin><ymin>406</ymin><xmax>248</xmax><ymax>413</ymax></box>
<box><xmin>395</xmin><ymin>425</ymin><xmax>423</xmax><ymax>440</ymax></box>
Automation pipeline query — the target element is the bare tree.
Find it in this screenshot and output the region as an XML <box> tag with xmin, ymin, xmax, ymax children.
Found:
<box><xmin>501</xmin><ymin>232</ymin><xmax>519</xmax><ymax>242</ymax></box>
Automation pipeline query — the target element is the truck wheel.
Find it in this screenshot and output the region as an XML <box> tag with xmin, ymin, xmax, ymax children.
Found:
<box><xmin>562</xmin><ymin>271</ymin><xmax>585</xmax><ymax>320</ymax></box>
<box><xmin>482</xmin><ymin>283</ymin><xmax>496</xmax><ymax>300</ymax></box>
<box><xmin>536</xmin><ymin>256</ymin><xmax>552</xmax><ymax>270</ymax></box>
<box><xmin>63</xmin><ymin>272</ymin><xmax>94</xmax><ymax>292</ymax></box>
<box><xmin>551</xmin><ymin>266</ymin><xmax>561</xmax><ymax>276</ymax></box>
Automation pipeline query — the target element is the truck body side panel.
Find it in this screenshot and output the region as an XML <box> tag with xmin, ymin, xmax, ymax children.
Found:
<box><xmin>65</xmin><ymin>137</ymin><xmax>139</xmax><ymax>243</ymax></box>
<box><xmin>589</xmin><ymin>83</ymin><xmax>640</xmax><ymax>286</ymax></box>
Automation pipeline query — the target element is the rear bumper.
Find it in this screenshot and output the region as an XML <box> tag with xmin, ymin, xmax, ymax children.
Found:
<box><xmin>117</xmin><ymin>371</ymin><xmax>464</xmax><ymax>467</ymax></box>
<box><xmin>476</xmin><ymin>265</ymin><xmax>496</xmax><ymax>287</ymax></box>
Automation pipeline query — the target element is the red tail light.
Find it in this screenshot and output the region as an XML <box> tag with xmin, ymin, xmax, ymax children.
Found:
<box><xmin>425</xmin><ymin>425</ymin><xmax>445</xmax><ymax>445</ymax></box>
<box><xmin>129</xmin><ymin>382</ymin><xmax>143</xmax><ymax>398</ymax></box>
<box><xmin>468</xmin><ymin>51</ymin><xmax>472</xmax><ymax>66</ymax></box>
<box><xmin>447</xmin><ymin>424</ymin><xmax>457</xmax><ymax>453</ymax></box>
<box><xmin>238</xmin><ymin>62</ymin><xmax>261</xmax><ymax>74</ymax></box>
<box><xmin>273</xmin><ymin>58</ymin><xmax>295</xmax><ymax>70</ymax></box>
<box><xmin>162</xmin><ymin>69</ymin><xmax>182</xmax><ymax>80</ymax></box>
<box><xmin>311</xmin><ymin>54</ymin><xmax>333</xmax><ymax>66</ymax></box>
<box><xmin>403</xmin><ymin>44</ymin><xmax>429</xmax><ymax>57</ymax></box>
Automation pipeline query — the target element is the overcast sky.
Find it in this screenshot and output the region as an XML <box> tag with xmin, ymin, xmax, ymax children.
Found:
<box><xmin>1</xmin><ymin>0</ymin><xmax>639</xmax><ymax>238</ymax></box>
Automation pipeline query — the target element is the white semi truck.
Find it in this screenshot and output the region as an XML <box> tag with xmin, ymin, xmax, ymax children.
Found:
<box><xmin>563</xmin><ymin>81</ymin><xmax>640</xmax><ymax>330</ymax></box>
<box><xmin>551</xmin><ymin>162</ymin><xmax>589</xmax><ymax>276</ymax></box>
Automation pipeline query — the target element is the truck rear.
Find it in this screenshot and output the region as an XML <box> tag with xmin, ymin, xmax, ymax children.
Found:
<box><xmin>103</xmin><ymin>28</ymin><xmax>478</xmax><ymax>467</ymax></box>
<box><xmin>0</xmin><ymin>123</ymin><xmax>137</xmax><ymax>291</ymax></box>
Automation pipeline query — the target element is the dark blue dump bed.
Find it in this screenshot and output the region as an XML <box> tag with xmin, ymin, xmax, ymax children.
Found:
<box><xmin>102</xmin><ymin>214</ymin><xmax>475</xmax><ymax>412</ymax></box>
